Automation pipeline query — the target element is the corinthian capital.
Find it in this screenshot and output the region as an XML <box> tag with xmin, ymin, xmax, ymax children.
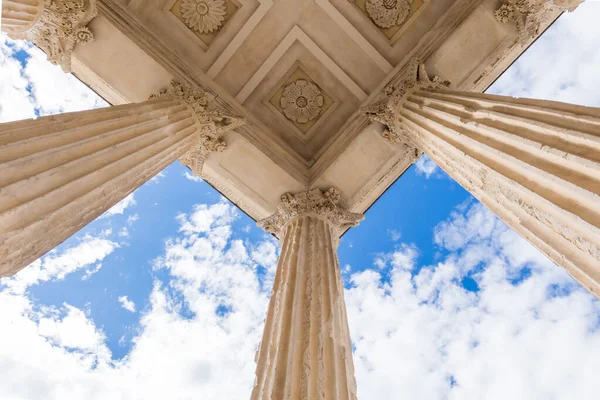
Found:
<box><xmin>258</xmin><ymin>187</ymin><xmax>364</xmax><ymax>237</ymax></box>
<box><xmin>6</xmin><ymin>0</ymin><xmax>98</xmax><ymax>72</ymax></box>
<box><xmin>150</xmin><ymin>80</ymin><xmax>245</xmax><ymax>177</ymax></box>
<box><xmin>495</xmin><ymin>0</ymin><xmax>583</xmax><ymax>43</ymax></box>
<box><xmin>361</xmin><ymin>59</ymin><xmax>450</xmax><ymax>144</ymax></box>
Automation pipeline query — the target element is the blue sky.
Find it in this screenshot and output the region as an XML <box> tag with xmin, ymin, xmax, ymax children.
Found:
<box><xmin>1</xmin><ymin>3</ymin><xmax>600</xmax><ymax>399</ymax></box>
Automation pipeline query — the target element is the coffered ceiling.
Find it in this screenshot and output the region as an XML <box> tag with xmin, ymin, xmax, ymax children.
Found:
<box><xmin>72</xmin><ymin>0</ymin><xmax>561</xmax><ymax>220</ymax></box>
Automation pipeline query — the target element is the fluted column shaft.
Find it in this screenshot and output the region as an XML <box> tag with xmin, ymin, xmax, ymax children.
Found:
<box><xmin>254</xmin><ymin>188</ymin><xmax>363</xmax><ymax>400</ymax></box>
<box><xmin>252</xmin><ymin>214</ymin><xmax>357</xmax><ymax>400</ymax></box>
<box><xmin>0</xmin><ymin>99</ymin><xmax>197</xmax><ymax>276</ymax></box>
<box><xmin>399</xmin><ymin>86</ymin><xmax>600</xmax><ymax>295</ymax></box>
<box><xmin>0</xmin><ymin>78</ymin><xmax>244</xmax><ymax>278</ymax></box>
<box><xmin>1</xmin><ymin>0</ymin><xmax>44</xmax><ymax>34</ymax></box>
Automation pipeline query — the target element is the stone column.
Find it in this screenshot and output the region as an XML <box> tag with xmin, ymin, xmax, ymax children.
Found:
<box><xmin>0</xmin><ymin>80</ymin><xmax>243</xmax><ymax>277</ymax></box>
<box><xmin>252</xmin><ymin>188</ymin><xmax>364</xmax><ymax>400</ymax></box>
<box><xmin>364</xmin><ymin>61</ymin><xmax>600</xmax><ymax>297</ymax></box>
<box><xmin>1</xmin><ymin>0</ymin><xmax>98</xmax><ymax>72</ymax></box>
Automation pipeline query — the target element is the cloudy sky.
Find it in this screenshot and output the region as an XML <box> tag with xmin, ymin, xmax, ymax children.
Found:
<box><xmin>1</xmin><ymin>3</ymin><xmax>600</xmax><ymax>399</ymax></box>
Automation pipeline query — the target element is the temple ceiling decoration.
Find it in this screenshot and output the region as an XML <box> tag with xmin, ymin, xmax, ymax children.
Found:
<box><xmin>349</xmin><ymin>0</ymin><xmax>425</xmax><ymax>42</ymax></box>
<box><xmin>168</xmin><ymin>0</ymin><xmax>238</xmax><ymax>47</ymax></box>
<box><xmin>265</xmin><ymin>62</ymin><xmax>337</xmax><ymax>142</ymax></box>
<box><xmin>280</xmin><ymin>80</ymin><xmax>324</xmax><ymax>124</ymax></box>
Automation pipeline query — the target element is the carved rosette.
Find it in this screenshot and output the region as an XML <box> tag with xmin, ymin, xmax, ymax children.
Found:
<box><xmin>8</xmin><ymin>0</ymin><xmax>98</xmax><ymax>72</ymax></box>
<box><xmin>361</xmin><ymin>59</ymin><xmax>450</xmax><ymax>145</ymax></box>
<box><xmin>280</xmin><ymin>79</ymin><xmax>324</xmax><ymax>124</ymax></box>
<box><xmin>180</xmin><ymin>0</ymin><xmax>227</xmax><ymax>34</ymax></box>
<box><xmin>150</xmin><ymin>80</ymin><xmax>245</xmax><ymax>177</ymax></box>
<box><xmin>494</xmin><ymin>0</ymin><xmax>583</xmax><ymax>43</ymax></box>
<box><xmin>258</xmin><ymin>187</ymin><xmax>364</xmax><ymax>238</ymax></box>
<box><xmin>365</xmin><ymin>0</ymin><xmax>412</xmax><ymax>28</ymax></box>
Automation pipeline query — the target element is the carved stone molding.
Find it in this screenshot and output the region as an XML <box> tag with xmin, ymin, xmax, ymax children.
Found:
<box><xmin>150</xmin><ymin>80</ymin><xmax>245</xmax><ymax>177</ymax></box>
<box><xmin>258</xmin><ymin>187</ymin><xmax>364</xmax><ymax>237</ymax></box>
<box><xmin>361</xmin><ymin>59</ymin><xmax>450</xmax><ymax>144</ymax></box>
<box><xmin>8</xmin><ymin>0</ymin><xmax>98</xmax><ymax>72</ymax></box>
<box><xmin>494</xmin><ymin>0</ymin><xmax>583</xmax><ymax>43</ymax></box>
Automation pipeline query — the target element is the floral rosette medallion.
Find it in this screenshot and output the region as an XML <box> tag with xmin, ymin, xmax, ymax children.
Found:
<box><xmin>280</xmin><ymin>79</ymin><xmax>324</xmax><ymax>124</ymax></box>
<box><xmin>180</xmin><ymin>0</ymin><xmax>227</xmax><ymax>33</ymax></box>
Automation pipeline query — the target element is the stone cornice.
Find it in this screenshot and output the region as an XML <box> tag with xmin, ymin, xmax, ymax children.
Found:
<box><xmin>8</xmin><ymin>0</ymin><xmax>98</xmax><ymax>72</ymax></box>
<box><xmin>361</xmin><ymin>59</ymin><xmax>449</xmax><ymax>145</ymax></box>
<box><xmin>494</xmin><ymin>0</ymin><xmax>583</xmax><ymax>44</ymax></box>
<box><xmin>150</xmin><ymin>80</ymin><xmax>245</xmax><ymax>177</ymax></box>
<box><xmin>258</xmin><ymin>187</ymin><xmax>364</xmax><ymax>237</ymax></box>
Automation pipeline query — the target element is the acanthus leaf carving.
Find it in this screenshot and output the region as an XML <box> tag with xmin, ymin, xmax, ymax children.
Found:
<box><xmin>361</xmin><ymin>59</ymin><xmax>450</xmax><ymax>146</ymax></box>
<box><xmin>9</xmin><ymin>0</ymin><xmax>98</xmax><ymax>73</ymax></box>
<box><xmin>258</xmin><ymin>187</ymin><xmax>364</xmax><ymax>238</ymax></box>
<box><xmin>150</xmin><ymin>80</ymin><xmax>245</xmax><ymax>177</ymax></box>
<box><xmin>494</xmin><ymin>0</ymin><xmax>583</xmax><ymax>44</ymax></box>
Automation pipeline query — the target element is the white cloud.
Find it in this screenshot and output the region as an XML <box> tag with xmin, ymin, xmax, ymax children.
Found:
<box><xmin>387</xmin><ymin>228</ymin><xmax>402</xmax><ymax>241</ymax></box>
<box><xmin>415</xmin><ymin>155</ymin><xmax>439</xmax><ymax>178</ymax></box>
<box><xmin>100</xmin><ymin>193</ymin><xmax>136</xmax><ymax>219</ymax></box>
<box><xmin>149</xmin><ymin>171</ymin><xmax>166</xmax><ymax>184</ymax></box>
<box><xmin>184</xmin><ymin>171</ymin><xmax>203</xmax><ymax>182</ymax></box>
<box><xmin>0</xmin><ymin>35</ymin><xmax>106</xmax><ymax>124</ymax></box>
<box><xmin>118</xmin><ymin>296</ymin><xmax>136</xmax><ymax>313</ymax></box>
<box><xmin>0</xmin><ymin>37</ymin><xmax>37</xmax><ymax>122</ymax></box>
<box><xmin>346</xmin><ymin>202</ymin><xmax>600</xmax><ymax>400</ymax></box>
<box><xmin>82</xmin><ymin>263</ymin><xmax>103</xmax><ymax>280</ymax></box>
<box><xmin>127</xmin><ymin>214</ymin><xmax>140</xmax><ymax>226</ymax></box>
<box><xmin>118</xmin><ymin>227</ymin><xmax>130</xmax><ymax>238</ymax></box>
<box><xmin>1</xmin><ymin>234</ymin><xmax>119</xmax><ymax>294</ymax></box>
<box><xmin>0</xmin><ymin>200</ymin><xmax>278</xmax><ymax>399</ymax></box>
<box><xmin>37</xmin><ymin>304</ymin><xmax>107</xmax><ymax>351</ymax></box>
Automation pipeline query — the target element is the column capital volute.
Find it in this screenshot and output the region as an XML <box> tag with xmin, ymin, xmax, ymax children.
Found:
<box><xmin>361</xmin><ymin>58</ymin><xmax>450</xmax><ymax>145</ymax></box>
<box><xmin>150</xmin><ymin>80</ymin><xmax>245</xmax><ymax>177</ymax></box>
<box><xmin>494</xmin><ymin>0</ymin><xmax>583</xmax><ymax>44</ymax></box>
<box><xmin>258</xmin><ymin>187</ymin><xmax>364</xmax><ymax>238</ymax></box>
<box><xmin>5</xmin><ymin>0</ymin><xmax>98</xmax><ymax>73</ymax></box>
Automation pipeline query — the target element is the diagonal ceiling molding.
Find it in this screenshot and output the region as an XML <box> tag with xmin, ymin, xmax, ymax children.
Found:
<box><xmin>315</xmin><ymin>0</ymin><xmax>393</xmax><ymax>73</ymax></box>
<box><xmin>235</xmin><ymin>25</ymin><xmax>369</xmax><ymax>104</ymax></box>
<box><xmin>207</xmin><ymin>0</ymin><xmax>273</xmax><ymax>79</ymax></box>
